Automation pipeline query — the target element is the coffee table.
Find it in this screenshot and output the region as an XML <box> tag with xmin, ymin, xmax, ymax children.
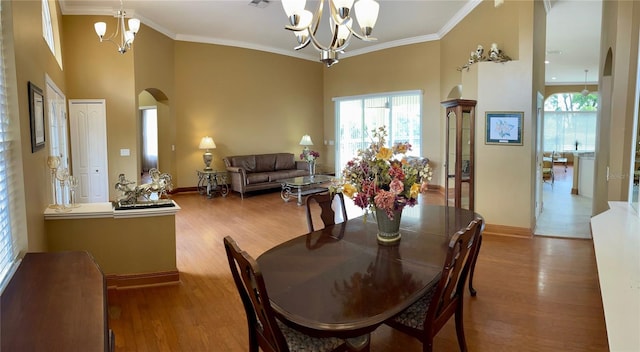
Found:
<box><xmin>280</xmin><ymin>175</ymin><xmax>333</xmax><ymax>205</ymax></box>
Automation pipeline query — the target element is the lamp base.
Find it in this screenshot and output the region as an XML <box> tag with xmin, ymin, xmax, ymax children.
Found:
<box><xmin>203</xmin><ymin>151</ymin><xmax>213</xmax><ymax>171</ymax></box>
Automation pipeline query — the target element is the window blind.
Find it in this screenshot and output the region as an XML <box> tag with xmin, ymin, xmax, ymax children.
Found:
<box><xmin>0</xmin><ymin>1</ymin><xmax>26</xmax><ymax>291</ymax></box>
<box><xmin>334</xmin><ymin>91</ymin><xmax>422</xmax><ymax>174</ymax></box>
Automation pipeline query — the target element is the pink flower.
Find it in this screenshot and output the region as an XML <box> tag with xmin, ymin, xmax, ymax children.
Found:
<box><xmin>374</xmin><ymin>190</ymin><xmax>396</xmax><ymax>211</ymax></box>
<box><xmin>389</xmin><ymin>179</ymin><xmax>404</xmax><ymax>194</ymax></box>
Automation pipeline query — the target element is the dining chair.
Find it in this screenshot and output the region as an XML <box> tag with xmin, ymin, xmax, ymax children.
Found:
<box><xmin>383</xmin><ymin>218</ymin><xmax>484</xmax><ymax>352</ymax></box>
<box><xmin>223</xmin><ymin>236</ymin><xmax>348</xmax><ymax>352</ymax></box>
<box><xmin>542</xmin><ymin>159</ymin><xmax>554</xmax><ymax>187</ymax></box>
<box><xmin>305</xmin><ymin>192</ymin><xmax>348</xmax><ymax>233</ymax></box>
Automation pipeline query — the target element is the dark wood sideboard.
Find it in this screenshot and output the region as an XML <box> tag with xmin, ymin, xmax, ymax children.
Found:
<box><xmin>0</xmin><ymin>251</ymin><xmax>113</xmax><ymax>351</ymax></box>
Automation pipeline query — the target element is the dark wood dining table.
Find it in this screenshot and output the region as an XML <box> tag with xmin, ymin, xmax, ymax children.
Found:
<box><xmin>257</xmin><ymin>204</ymin><xmax>482</xmax><ymax>350</ymax></box>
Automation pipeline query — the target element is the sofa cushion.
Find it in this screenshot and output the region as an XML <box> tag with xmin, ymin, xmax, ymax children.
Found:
<box><xmin>228</xmin><ymin>155</ymin><xmax>256</xmax><ymax>172</ymax></box>
<box><xmin>255</xmin><ymin>154</ymin><xmax>277</xmax><ymax>172</ymax></box>
<box><xmin>246</xmin><ymin>173</ymin><xmax>269</xmax><ymax>184</ymax></box>
<box><xmin>267</xmin><ymin>170</ymin><xmax>308</xmax><ymax>182</ymax></box>
<box><xmin>275</xmin><ymin>153</ymin><xmax>296</xmax><ymax>171</ymax></box>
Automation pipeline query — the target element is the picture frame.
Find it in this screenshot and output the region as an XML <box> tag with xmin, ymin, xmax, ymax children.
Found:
<box><xmin>28</xmin><ymin>81</ymin><xmax>45</xmax><ymax>152</ymax></box>
<box><xmin>485</xmin><ymin>111</ymin><xmax>523</xmax><ymax>145</ymax></box>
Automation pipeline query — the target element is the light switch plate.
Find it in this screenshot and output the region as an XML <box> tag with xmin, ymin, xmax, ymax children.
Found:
<box><xmin>120</xmin><ymin>149</ymin><xmax>130</xmax><ymax>156</ymax></box>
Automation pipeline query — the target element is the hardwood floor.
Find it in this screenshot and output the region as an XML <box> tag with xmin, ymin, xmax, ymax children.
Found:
<box><xmin>107</xmin><ymin>190</ymin><xmax>609</xmax><ymax>351</ymax></box>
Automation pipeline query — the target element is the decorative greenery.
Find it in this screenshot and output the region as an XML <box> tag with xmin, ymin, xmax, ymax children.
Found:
<box><xmin>332</xmin><ymin>126</ymin><xmax>432</xmax><ymax>220</ymax></box>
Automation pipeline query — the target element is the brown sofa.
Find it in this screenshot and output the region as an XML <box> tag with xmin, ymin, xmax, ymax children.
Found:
<box><xmin>223</xmin><ymin>153</ymin><xmax>309</xmax><ymax>198</ymax></box>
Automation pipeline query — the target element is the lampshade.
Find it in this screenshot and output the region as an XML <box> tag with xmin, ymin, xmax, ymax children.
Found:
<box><xmin>299</xmin><ymin>135</ymin><xmax>314</xmax><ymax>146</ymax></box>
<box><xmin>199</xmin><ymin>136</ymin><xmax>217</xmax><ymax>150</ymax></box>
<box><xmin>94</xmin><ymin>22</ymin><xmax>107</xmax><ymax>37</ymax></box>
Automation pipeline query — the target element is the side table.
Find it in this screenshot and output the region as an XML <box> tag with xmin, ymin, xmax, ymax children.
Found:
<box><xmin>197</xmin><ymin>170</ymin><xmax>229</xmax><ymax>198</ymax></box>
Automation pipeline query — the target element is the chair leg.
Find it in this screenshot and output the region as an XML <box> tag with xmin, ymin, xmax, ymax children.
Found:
<box><xmin>454</xmin><ymin>303</ymin><xmax>468</xmax><ymax>352</ymax></box>
<box><xmin>422</xmin><ymin>337</ymin><xmax>434</xmax><ymax>352</ymax></box>
<box><xmin>468</xmin><ymin>234</ymin><xmax>482</xmax><ymax>296</ymax></box>
<box><xmin>248</xmin><ymin>330</ymin><xmax>259</xmax><ymax>352</ymax></box>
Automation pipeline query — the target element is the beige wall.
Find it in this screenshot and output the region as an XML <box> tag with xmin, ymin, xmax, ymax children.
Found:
<box><xmin>10</xmin><ymin>0</ymin><xmax>66</xmax><ymax>252</ymax></box>
<box><xmin>62</xmin><ymin>15</ymin><xmax>138</xmax><ymax>200</ymax></box>
<box><xmin>322</xmin><ymin>41</ymin><xmax>442</xmax><ymax>179</ymax></box>
<box><xmin>173</xmin><ymin>42</ymin><xmax>324</xmax><ymax>187</ymax></box>
<box><xmin>133</xmin><ymin>23</ymin><xmax>176</xmax><ymax>185</ymax></box>
<box><xmin>594</xmin><ymin>0</ymin><xmax>640</xmax><ymax>214</ymax></box>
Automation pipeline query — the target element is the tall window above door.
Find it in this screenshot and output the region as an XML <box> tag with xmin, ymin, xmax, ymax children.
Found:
<box><xmin>334</xmin><ymin>91</ymin><xmax>422</xmax><ymax>174</ymax></box>
<box><xmin>42</xmin><ymin>0</ymin><xmax>62</xmax><ymax>68</ymax></box>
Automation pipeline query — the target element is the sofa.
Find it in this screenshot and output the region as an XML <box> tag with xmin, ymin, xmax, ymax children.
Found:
<box><xmin>223</xmin><ymin>153</ymin><xmax>310</xmax><ymax>198</ymax></box>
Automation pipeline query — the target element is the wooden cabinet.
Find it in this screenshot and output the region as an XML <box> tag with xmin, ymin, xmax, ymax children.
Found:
<box><xmin>1</xmin><ymin>251</ymin><xmax>113</xmax><ymax>351</ymax></box>
<box><xmin>442</xmin><ymin>99</ymin><xmax>477</xmax><ymax>211</ymax></box>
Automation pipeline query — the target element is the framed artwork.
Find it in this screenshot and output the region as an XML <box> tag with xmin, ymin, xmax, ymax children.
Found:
<box><xmin>28</xmin><ymin>81</ymin><xmax>45</xmax><ymax>152</ymax></box>
<box><xmin>485</xmin><ymin>111</ymin><xmax>523</xmax><ymax>145</ymax></box>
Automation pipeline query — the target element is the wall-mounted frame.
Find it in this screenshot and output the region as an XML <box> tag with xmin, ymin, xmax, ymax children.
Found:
<box><xmin>28</xmin><ymin>81</ymin><xmax>45</xmax><ymax>152</ymax></box>
<box><xmin>485</xmin><ymin>111</ymin><xmax>523</xmax><ymax>145</ymax></box>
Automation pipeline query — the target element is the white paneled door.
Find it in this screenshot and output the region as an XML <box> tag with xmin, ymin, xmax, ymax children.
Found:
<box><xmin>69</xmin><ymin>100</ymin><xmax>108</xmax><ymax>203</ymax></box>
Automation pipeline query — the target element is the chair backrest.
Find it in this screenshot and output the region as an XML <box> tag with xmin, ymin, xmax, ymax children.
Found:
<box><xmin>223</xmin><ymin>236</ymin><xmax>288</xmax><ymax>352</ymax></box>
<box><xmin>542</xmin><ymin>160</ymin><xmax>553</xmax><ymax>181</ymax></box>
<box><xmin>424</xmin><ymin>218</ymin><xmax>483</xmax><ymax>333</ymax></box>
<box><xmin>305</xmin><ymin>192</ymin><xmax>348</xmax><ymax>233</ymax></box>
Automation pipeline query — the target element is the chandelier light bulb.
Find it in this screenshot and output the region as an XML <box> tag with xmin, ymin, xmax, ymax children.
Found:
<box><xmin>354</xmin><ymin>0</ymin><xmax>379</xmax><ymax>36</ymax></box>
<box><xmin>94</xmin><ymin>22</ymin><xmax>107</xmax><ymax>38</ymax></box>
<box><xmin>332</xmin><ymin>0</ymin><xmax>355</xmax><ymax>18</ymax></box>
<box><xmin>128</xmin><ymin>18</ymin><xmax>140</xmax><ymax>34</ymax></box>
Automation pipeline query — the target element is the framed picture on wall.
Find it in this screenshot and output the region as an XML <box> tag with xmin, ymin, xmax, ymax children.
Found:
<box><xmin>28</xmin><ymin>81</ymin><xmax>45</xmax><ymax>152</ymax></box>
<box><xmin>485</xmin><ymin>111</ymin><xmax>523</xmax><ymax>145</ymax></box>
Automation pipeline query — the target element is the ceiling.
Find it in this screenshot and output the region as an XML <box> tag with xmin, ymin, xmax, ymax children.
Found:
<box><xmin>59</xmin><ymin>0</ymin><xmax>602</xmax><ymax>85</ymax></box>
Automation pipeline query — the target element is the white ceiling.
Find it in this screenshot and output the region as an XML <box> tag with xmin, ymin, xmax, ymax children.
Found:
<box><xmin>59</xmin><ymin>0</ymin><xmax>602</xmax><ymax>85</ymax></box>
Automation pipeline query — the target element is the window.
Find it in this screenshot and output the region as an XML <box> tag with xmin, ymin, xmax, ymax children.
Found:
<box><xmin>0</xmin><ymin>1</ymin><xmax>26</xmax><ymax>290</ymax></box>
<box><xmin>42</xmin><ymin>0</ymin><xmax>55</xmax><ymax>55</ymax></box>
<box><xmin>544</xmin><ymin>93</ymin><xmax>598</xmax><ymax>152</ymax></box>
<box><xmin>334</xmin><ymin>91</ymin><xmax>422</xmax><ymax>173</ymax></box>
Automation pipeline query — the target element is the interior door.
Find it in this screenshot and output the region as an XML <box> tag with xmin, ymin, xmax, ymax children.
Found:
<box><xmin>69</xmin><ymin>100</ymin><xmax>108</xmax><ymax>203</ymax></box>
<box><xmin>45</xmin><ymin>76</ymin><xmax>68</xmax><ymax>205</ymax></box>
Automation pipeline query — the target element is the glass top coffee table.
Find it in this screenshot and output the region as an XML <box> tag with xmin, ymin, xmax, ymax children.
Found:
<box><xmin>280</xmin><ymin>175</ymin><xmax>334</xmax><ymax>206</ymax></box>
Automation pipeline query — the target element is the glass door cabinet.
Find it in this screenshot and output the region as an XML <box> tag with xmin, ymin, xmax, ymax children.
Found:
<box><xmin>442</xmin><ymin>99</ymin><xmax>477</xmax><ymax>211</ymax></box>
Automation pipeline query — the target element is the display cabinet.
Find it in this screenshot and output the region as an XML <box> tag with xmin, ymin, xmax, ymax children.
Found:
<box><xmin>442</xmin><ymin>99</ymin><xmax>477</xmax><ymax>211</ymax></box>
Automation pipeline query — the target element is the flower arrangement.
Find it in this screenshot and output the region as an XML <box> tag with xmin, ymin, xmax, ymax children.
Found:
<box><xmin>335</xmin><ymin>126</ymin><xmax>433</xmax><ymax>220</ymax></box>
<box><xmin>300</xmin><ymin>149</ymin><xmax>320</xmax><ymax>162</ymax></box>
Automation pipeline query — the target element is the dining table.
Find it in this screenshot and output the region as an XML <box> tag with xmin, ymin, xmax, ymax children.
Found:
<box><xmin>257</xmin><ymin>204</ymin><xmax>483</xmax><ymax>351</ymax></box>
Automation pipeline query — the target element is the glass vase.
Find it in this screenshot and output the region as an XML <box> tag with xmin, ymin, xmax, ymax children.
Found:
<box><xmin>308</xmin><ymin>161</ymin><xmax>315</xmax><ymax>178</ymax></box>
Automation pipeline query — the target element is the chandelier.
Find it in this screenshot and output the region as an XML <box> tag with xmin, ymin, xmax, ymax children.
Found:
<box><xmin>581</xmin><ymin>69</ymin><xmax>590</xmax><ymax>97</ymax></box>
<box><xmin>94</xmin><ymin>0</ymin><xmax>140</xmax><ymax>54</ymax></box>
<box><xmin>281</xmin><ymin>0</ymin><xmax>380</xmax><ymax>67</ymax></box>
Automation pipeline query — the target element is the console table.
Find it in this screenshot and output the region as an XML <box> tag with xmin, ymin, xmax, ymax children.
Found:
<box><xmin>0</xmin><ymin>251</ymin><xmax>113</xmax><ymax>351</ymax></box>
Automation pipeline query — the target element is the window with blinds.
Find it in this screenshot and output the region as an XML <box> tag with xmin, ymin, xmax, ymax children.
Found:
<box><xmin>0</xmin><ymin>1</ymin><xmax>26</xmax><ymax>291</ymax></box>
<box><xmin>543</xmin><ymin>111</ymin><xmax>597</xmax><ymax>152</ymax></box>
<box><xmin>334</xmin><ymin>91</ymin><xmax>422</xmax><ymax>174</ymax></box>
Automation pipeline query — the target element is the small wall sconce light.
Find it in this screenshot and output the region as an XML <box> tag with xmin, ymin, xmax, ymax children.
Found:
<box><xmin>199</xmin><ymin>136</ymin><xmax>217</xmax><ymax>171</ymax></box>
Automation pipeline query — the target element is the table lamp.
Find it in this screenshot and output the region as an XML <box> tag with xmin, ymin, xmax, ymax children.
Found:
<box><xmin>199</xmin><ymin>136</ymin><xmax>216</xmax><ymax>171</ymax></box>
<box><xmin>299</xmin><ymin>134</ymin><xmax>313</xmax><ymax>152</ymax></box>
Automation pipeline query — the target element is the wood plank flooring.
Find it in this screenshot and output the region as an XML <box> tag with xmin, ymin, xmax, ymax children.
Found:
<box><xmin>107</xmin><ymin>190</ymin><xmax>609</xmax><ymax>351</ymax></box>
